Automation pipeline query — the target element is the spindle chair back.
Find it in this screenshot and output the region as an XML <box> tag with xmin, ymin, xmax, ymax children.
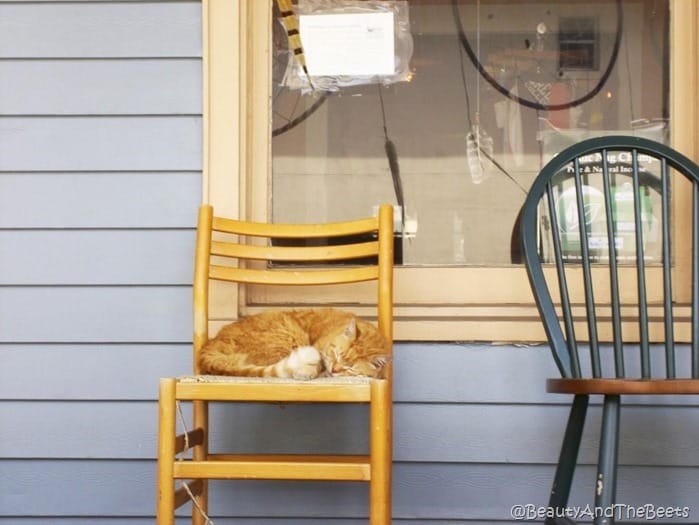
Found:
<box><xmin>520</xmin><ymin>135</ymin><xmax>699</xmax><ymax>523</ymax></box>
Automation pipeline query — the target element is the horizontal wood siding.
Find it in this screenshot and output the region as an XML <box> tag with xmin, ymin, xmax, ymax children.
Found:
<box><xmin>4</xmin><ymin>398</ymin><xmax>699</xmax><ymax>466</ymax></box>
<box><xmin>0</xmin><ymin>117</ymin><xmax>201</xmax><ymax>171</ymax></box>
<box><xmin>2</xmin><ymin>1</ymin><xmax>698</xmax><ymax>524</ymax></box>
<box><xmin>3</xmin><ymin>343</ymin><xmax>699</xmax><ymax>520</ymax></box>
<box><xmin>0</xmin><ymin>1</ymin><xmax>203</xmax><ymax>522</ymax></box>
<box><xmin>0</xmin><ymin>60</ymin><xmax>201</xmax><ymax>115</ymax></box>
<box><xmin>0</xmin><ymin>3</ymin><xmax>200</xmax><ymax>58</ymax></box>
<box><xmin>0</xmin><ymin>172</ymin><xmax>200</xmax><ymax>228</ymax></box>
<box><xmin>2</xmin><ymin>461</ymin><xmax>698</xmax><ymax>519</ymax></box>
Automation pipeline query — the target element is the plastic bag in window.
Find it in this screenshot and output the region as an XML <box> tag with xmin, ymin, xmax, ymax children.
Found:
<box><xmin>277</xmin><ymin>0</ymin><xmax>414</xmax><ymax>92</ymax></box>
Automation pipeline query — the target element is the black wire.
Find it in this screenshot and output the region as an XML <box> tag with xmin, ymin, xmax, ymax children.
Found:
<box><xmin>451</xmin><ymin>0</ymin><xmax>624</xmax><ymax>111</ymax></box>
<box><xmin>377</xmin><ymin>86</ymin><xmax>406</xmax><ymax>224</ymax></box>
<box><xmin>457</xmin><ymin>37</ymin><xmax>474</xmax><ymax>130</ymax></box>
<box><xmin>272</xmin><ymin>93</ymin><xmax>328</xmax><ymax>137</ymax></box>
<box><xmin>456</xmin><ymin>33</ymin><xmax>527</xmax><ymax>194</ymax></box>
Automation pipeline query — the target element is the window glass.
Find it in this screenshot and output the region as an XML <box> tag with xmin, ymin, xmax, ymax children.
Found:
<box><xmin>271</xmin><ymin>0</ymin><xmax>669</xmax><ymax>266</ymax></box>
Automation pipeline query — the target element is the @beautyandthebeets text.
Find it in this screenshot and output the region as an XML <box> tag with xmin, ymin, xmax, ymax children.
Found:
<box><xmin>511</xmin><ymin>503</ymin><xmax>691</xmax><ymax>521</ymax></box>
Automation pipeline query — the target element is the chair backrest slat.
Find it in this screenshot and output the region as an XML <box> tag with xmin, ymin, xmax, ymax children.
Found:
<box><xmin>601</xmin><ymin>148</ymin><xmax>625</xmax><ymax>377</ymax></box>
<box><xmin>209</xmin><ymin>264</ymin><xmax>380</xmax><ymax>285</ymax></box>
<box><xmin>212</xmin><ymin>215</ymin><xmax>380</xmax><ymax>238</ymax></box>
<box><xmin>573</xmin><ymin>157</ymin><xmax>601</xmax><ymax>377</ymax></box>
<box><xmin>521</xmin><ymin>136</ymin><xmax>699</xmax><ymax>380</ymax></box>
<box><xmin>660</xmin><ymin>158</ymin><xmax>675</xmax><ymax>378</ymax></box>
<box><xmin>211</xmin><ymin>240</ymin><xmax>380</xmax><ymax>262</ymax></box>
<box><xmin>546</xmin><ymin>182</ymin><xmax>581</xmax><ymax>377</ymax></box>
<box><xmin>631</xmin><ymin>148</ymin><xmax>651</xmax><ymax>378</ymax></box>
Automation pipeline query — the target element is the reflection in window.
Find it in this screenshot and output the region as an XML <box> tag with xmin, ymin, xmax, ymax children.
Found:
<box><xmin>271</xmin><ymin>0</ymin><xmax>669</xmax><ymax>266</ymax></box>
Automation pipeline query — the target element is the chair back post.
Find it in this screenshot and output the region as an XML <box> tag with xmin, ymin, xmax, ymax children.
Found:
<box><xmin>693</xmin><ymin>185</ymin><xmax>699</xmax><ymax>378</ymax></box>
<box><xmin>193</xmin><ymin>204</ymin><xmax>213</xmax><ymax>374</ymax></box>
<box><xmin>377</xmin><ymin>204</ymin><xmax>395</xmax><ymax>356</ymax></box>
<box><xmin>522</xmin><ymin>156</ymin><xmax>577</xmax><ymax>377</ymax></box>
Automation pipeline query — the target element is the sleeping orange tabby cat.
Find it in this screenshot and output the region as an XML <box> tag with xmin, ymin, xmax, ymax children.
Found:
<box><xmin>198</xmin><ymin>308</ymin><xmax>389</xmax><ymax>379</ymax></box>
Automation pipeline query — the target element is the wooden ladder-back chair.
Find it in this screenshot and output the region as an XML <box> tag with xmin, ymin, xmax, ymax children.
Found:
<box><xmin>157</xmin><ymin>204</ymin><xmax>394</xmax><ymax>524</ymax></box>
<box><xmin>520</xmin><ymin>136</ymin><xmax>699</xmax><ymax>524</ymax></box>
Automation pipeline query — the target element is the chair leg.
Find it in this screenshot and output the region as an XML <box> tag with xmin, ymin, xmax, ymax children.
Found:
<box><xmin>547</xmin><ymin>394</ymin><xmax>589</xmax><ymax>525</ymax></box>
<box><xmin>369</xmin><ymin>380</ymin><xmax>392</xmax><ymax>525</ymax></box>
<box><xmin>192</xmin><ymin>399</ymin><xmax>210</xmax><ymax>525</ymax></box>
<box><xmin>157</xmin><ymin>378</ymin><xmax>177</xmax><ymax>525</ymax></box>
<box><xmin>594</xmin><ymin>395</ymin><xmax>620</xmax><ymax>525</ymax></box>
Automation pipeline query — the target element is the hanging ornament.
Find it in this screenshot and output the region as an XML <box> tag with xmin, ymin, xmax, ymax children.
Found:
<box><xmin>465</xmin><ymin>1</ymin><xmax>495</xmax><ymax>184</ymax></box>
<box><xmin>466</xmin><ymin>114</ymin><xmax>495</xmax><ymax>184</ymax></box>
<box><xmin>524</xmin><ymin>80</ymin><xmax>552</xmax><ymax>106</ymax></box>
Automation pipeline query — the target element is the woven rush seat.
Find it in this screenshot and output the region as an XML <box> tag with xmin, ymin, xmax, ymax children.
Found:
<box><xmin>178</xmin><ymin>374</ymin><xmax>373</xmax><ymax>385</ymax></box>
<box><xmin>174</xmin><ymin>373</ymin><xmax>378</xmax><ymax>403</ymax></box>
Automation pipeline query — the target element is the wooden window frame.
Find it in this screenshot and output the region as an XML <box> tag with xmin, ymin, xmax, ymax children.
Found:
<box><xmin>202</xmin><ymin>0</ymin><xmax>699</xmax><ymax>342</ymax></box>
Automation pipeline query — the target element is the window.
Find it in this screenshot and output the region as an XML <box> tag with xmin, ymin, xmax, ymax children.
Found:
<box><xmin>204</xmin><ymin>0</ymin><xmax>699</xmax><ymax>341</ymax></box>
<box><xmin>558</xmin><ymin>16</ymin><xmax>599</xmax><ymax>70</ymax></box>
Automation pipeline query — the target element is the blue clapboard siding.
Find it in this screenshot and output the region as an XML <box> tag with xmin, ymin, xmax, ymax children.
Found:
<box><xmin>0</xmin><ymin>117</ymin><xmax>201</xmax><ymax>172</ymax></box>
<box><xmin>0</xmin><ymin>3</ymin><xmax>201</xmax><ymax>58</ymax></box>
<box><xmin>0</xmin><ymin>230</ymin><xmax>195</xmax><ymax>284</ymax></box>
<box><xmin>0</xmin><ymin>287</ymin><xmax>192</xmax><ymax>343</ymax></box>
<box><xmin>0</xmin><ymin>521</ymin><xmax>522</xmax><ymax>525</ymax></box>
<box><xmin>3</xmin><ymin>342</ymin><xmax>699</xmax><ymax>521</ymax></box>
<box><xmin>0</xmin><ymin>2</ymin><xmax>203</xmax><ymax>523</ymax></box>
<box><xmin>4</xmin><ymin>342</ymin><xmax>697</xmax><ymax>405</ymax></box>
<box><xmin>4</xmin><ymin>401</ymin><xmax>699</xmax><ymax>466</ymax></box>
<box><xmin>0</xmin><ymin>173</ymin><xmax>200</xmax><ymax>228</ymax></box>
<box><xmin>0</xmin><ymin>519</ymin><xmax>549</xmax><ymax>525</ymax></box>
<box><xmin>0</xmin><ymin>59</ymin><xmax>201</xmax><ymax>116</ymax></box>
<box><xmin>2</xmin><ymin>461</ymin><xmax>698</xmax><ymax>519</ymax></box>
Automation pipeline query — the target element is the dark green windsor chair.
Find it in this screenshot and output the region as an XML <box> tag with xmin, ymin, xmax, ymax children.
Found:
<box><xmin>520</xmin><ymin>135</ymin><xmax>699</xmax><ymax>524</ymax></box>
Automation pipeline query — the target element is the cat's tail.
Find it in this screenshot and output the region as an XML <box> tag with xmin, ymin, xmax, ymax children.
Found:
<box><xmin>199</xmin><ymin>345</ymin><xmax>323</xmax><ymax>380</ymax></box>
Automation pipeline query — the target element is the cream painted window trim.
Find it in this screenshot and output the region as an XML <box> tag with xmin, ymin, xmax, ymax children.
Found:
<box><xmin>202</xmin><ymin>0</ymin><xmax>699</xmax><ymax>342</ymax></box>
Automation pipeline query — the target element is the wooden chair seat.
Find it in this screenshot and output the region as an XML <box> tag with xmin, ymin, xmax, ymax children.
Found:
<box><xmin>547</xmin><ymin>377</ymin><xmax>699</xmax><ymax>395</ymax></box>
<box><xmin>173</xmin><ymin>374</ymin><xmax>378</xmax><ymax>402</ymax></box>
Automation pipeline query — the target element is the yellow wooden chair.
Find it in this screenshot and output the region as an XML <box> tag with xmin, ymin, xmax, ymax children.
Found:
<box><xmin>157</xmin><ymin>204</ymin><xmax>394</xmax><ymax>524</ymax></box>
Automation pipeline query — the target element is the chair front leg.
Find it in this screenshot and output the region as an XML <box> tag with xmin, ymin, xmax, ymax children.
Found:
<box><xmin>369</xmin><ymin>380</ymin><xmax>392</xmax><ymax>525</ymax></box>
<box><xmin>547</xmin><ymin>394</ymin><xmax>589</xmax><ymax>525</ymax></box>
<box><xmin>157</xmin><ymin>378</ymin><xmax>177</xmax><ymax>525</ymax></box>
<box><xmin>192</xmin><ymin>399</ymin><xmax>210</xmax><ymax>525</ymax></box>
<box><xmin>594</xmin><ymin>395</ymin><xmax>620</xmax><ymax>525</ymax></box>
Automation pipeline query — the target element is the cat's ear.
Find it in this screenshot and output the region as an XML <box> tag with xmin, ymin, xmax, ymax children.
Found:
<box><xmin>343</xmin><ymin>318</ymin><xmax>357</xmax><ymax>340</ymax></box>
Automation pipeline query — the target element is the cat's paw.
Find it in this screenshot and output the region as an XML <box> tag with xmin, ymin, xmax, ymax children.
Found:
<box><xmin>286</xmin><ymin>345</ymin><xmax>322</xmax><ymax>380</ymax></box>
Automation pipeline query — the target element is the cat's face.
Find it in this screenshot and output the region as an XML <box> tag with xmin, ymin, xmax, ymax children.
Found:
<box><xmin>316</xmin><ymin>318</ymin><xmax>389</xmax><ymax>378</ymax></box>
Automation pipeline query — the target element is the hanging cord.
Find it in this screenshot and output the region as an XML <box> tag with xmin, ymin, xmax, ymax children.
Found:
<box><xmin>377</xmin><ymin>85</ymin><xmax>406</xmax><ymax>229</ymax></box>
<box><xmin>474</xmin><ymin>0</ymin><xmax>480</xmax><ymax>126</ymax></box>
<box><xmin>452</xmin><ymin>0</ymin><xmax>623</xmax><ymax>111</ymax></box>
<box><xmin>272</xmin><ymin>93</ymin><xmax>328</xmax><ymax>137</ymax></box>
<box><xmin>176</xmin><ymin>401</ymin><xmax>215</xmax><ymax>525</ymax></box>
<box><xmin>622</xmin><ymin>15</ymin><xmax>635</xmax><ymax>123</ymax></box>
<box><xmin>457</xmin><ymin>27</ymin><xmax>527</xmax><ymax>193</ymax></box>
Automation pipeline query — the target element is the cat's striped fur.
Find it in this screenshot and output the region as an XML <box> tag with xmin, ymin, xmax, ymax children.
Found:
<box><xmin>198</xmin><ymin>308</ymin><xmax>389</xmax><ymax>379</ymax></box>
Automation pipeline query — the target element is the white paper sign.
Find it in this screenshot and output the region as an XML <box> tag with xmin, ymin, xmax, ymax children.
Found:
<box><xmin>299</xmin><ymin>12</ymin><xmax>395</xmax><ymax>76</ymax></box>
